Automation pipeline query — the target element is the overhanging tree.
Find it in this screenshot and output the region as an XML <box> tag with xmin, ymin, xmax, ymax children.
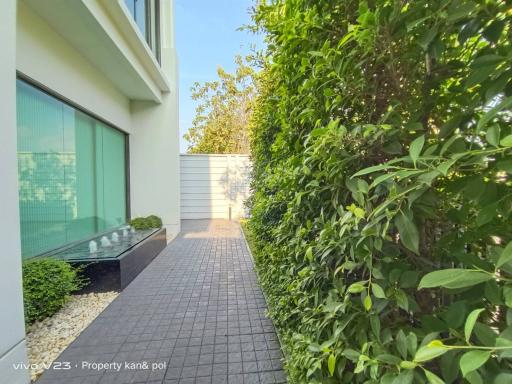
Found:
<box><xmin>184</xmin><ymin>55</ymin><xmax>256</xmax><ymax>154</ymax></box>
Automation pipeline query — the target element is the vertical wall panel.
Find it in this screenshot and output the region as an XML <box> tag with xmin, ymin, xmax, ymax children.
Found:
<box><xmin>180</xmin><ymin>154</ymin><xmax>251</xmax><ymax>220</ymax></box>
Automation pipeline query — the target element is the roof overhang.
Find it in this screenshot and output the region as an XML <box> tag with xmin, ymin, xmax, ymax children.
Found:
<box><xmin>23</xmin><ymin>0</ymin><xmax>170</xmax><ymax>103</ymax></box>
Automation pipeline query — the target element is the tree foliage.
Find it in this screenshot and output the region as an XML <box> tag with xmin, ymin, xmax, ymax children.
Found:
<box><xmin>184</xmin><ymin>55</ymin><xmax>256</xmax><ymax>154</ymax></box>
<box><xmin>248</xmin><ymin>0</ymin><xmax>512</xmax><ymax>383</ymax></box>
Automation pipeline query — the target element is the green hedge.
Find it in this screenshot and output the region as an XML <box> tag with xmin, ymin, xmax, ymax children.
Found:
<box><xmin>129</xmin><ymin>215</ymin><xmax>163</xmax><ymax>230</ymax></box>
<box><xmin>23</xmin><ymin>258</ymin><xmax>84</xmax><ymax>325</ymax></box>
<box><xmin>249</xmin><ymin>1</ymin><xmax>512</xmax><ymax>383</ymax></box>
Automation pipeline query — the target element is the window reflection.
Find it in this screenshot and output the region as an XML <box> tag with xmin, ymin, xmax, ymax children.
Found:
<box><xmin>16</xmin><ymin>80</ymin><xmax>127</xmax><ymax>258</ymax></box>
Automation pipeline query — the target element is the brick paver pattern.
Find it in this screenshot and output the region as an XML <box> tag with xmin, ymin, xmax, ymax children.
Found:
<box><xmin>37</xmin><ymin>220</ymin><xmax>286</xmax><ymax>384</ymax></box>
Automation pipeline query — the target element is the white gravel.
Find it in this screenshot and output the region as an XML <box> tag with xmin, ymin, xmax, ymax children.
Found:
<box><xmin>26</xmin><ymin>291</ymin><xmax>118</xmax><ymax>382</ymax></box>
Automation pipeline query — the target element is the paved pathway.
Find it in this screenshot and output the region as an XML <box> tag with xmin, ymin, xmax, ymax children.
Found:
<box><xmin>37</xmin><ymin>220</ymin><xmax>286</xmax><ymax>384</ymax></box>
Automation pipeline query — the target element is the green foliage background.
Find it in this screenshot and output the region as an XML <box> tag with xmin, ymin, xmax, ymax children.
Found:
<box><xmin>184</xmin><ymin>56</ymin><xmax>256</xmax><ymax>154</ymax></box>
<box><xmin>23</xmin><ymin>258</ymin><xmax>83</xmax><ymax>325</ymax></box>
<box><xmin>247</xmin><ymin>1</ymin><xmax>512</xmax><ymax>383</ymax></box>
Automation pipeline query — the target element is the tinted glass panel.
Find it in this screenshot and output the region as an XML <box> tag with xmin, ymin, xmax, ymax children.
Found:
<box><xmin>125</xmin><ymin>0</ymin><xmax>146</xmax><ymax>40</ymax></box>
<box><xmin>16</xmin><ymin>80</ymin><xmax>127</xmax><ymax>258</ymax></box>
<box><xmin>124</xmin><ymin>0</ymin><xmax>160</xmax><ymax>62</ymax></box>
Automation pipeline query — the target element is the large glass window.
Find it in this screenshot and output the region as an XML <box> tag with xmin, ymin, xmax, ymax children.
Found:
<box><xmin>16</xmin><ymin>80</ymin><xmax>128</xmax><ymax>258</ymax></box>
<box><xmin>124</xmin><ymin>0</ymin><xmax>160</xmax><ymax>63</ymax></box>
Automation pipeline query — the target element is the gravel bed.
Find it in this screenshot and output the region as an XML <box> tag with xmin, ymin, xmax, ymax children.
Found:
<box><xmin>26</xmin><ymin>292</ymin><xmax>118</xmax><ymax>382</ymax></box>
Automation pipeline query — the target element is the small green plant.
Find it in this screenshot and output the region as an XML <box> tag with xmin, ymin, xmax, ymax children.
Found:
<box><xmin>129</xmin><ymin>215</ymin><xmax>163</xmax><ymax>230</ymax></box>
<box><xmin>22</xmin><ymin>258</ymin><xmax>84</xmax><ymax>325</ymax></box>
<box><xmin>146</xmin><ymin>215</ymin><xmax>163</xmax><ymax>228</ymax></box>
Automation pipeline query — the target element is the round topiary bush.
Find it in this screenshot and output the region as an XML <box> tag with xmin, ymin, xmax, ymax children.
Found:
<box><xmin>146</xmin><ymin>215</ymin><xmax>163</xmax><ymax>228</ymax></box>
<box><xmin>22</xmin><ymin>258</ymin><xmax>84</xmax><ymax>325</ymax></box>
<box><xmin>129</xmin><ymin>215</ymin><xmax>162</xmax><ymax>230</ymax></box>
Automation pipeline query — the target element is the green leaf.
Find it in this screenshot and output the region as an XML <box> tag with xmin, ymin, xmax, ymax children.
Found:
<box><xmin>477</xmin><ymin>96</ymin><xmax>512</xmax><ymax>130</ymax></box>
<box><xmin>370</xmin><ymin>315</ymin><xmax>380</xmax><ymax>338</ymax></box>
<box><xmin>370</xmin><ymin>173</ymin><xmax>395</xmax><ymax>189</ymax></box>
<box><xmin>459</xmin><ymin>350</ymin><xmax>490</xmax><ymax>377</ymax></box>
<box><xmin>424</xmin><ymin>369</ymin><xmax>445</xmax><ymax>384</ymax></box>
<box><xmin>440</xmin><ymin>351</ymin><xmax>460</xmax><ymax>384</ymax></box>
<box><xmin>392</xmin><ymin>369</ymin><xmax>413</xmax><ymax>384</ymax></box>
<box><xmin>437</xmin><ymin>159</ymin><xmax>457</xmax><ymax>176</ymax></box>
<box><xmin>414</xmin><ymin>344</ymin><xmax>448</xmax><ymax>363</ymax></box>
<box><xmin>494</xmin><ymin>373</ymin><xmax>512</xmax><ymax>384</ymax></box>
<box><xmin>446</xmin><ymin>1</ymin><xmax>477</xmax><ymax>22</ymax></box>
<box><xmin>503</xmin><ymin>286</ymin><xmax>512</xmax><ymax>308</ymax></box>
<box><xmin>347</xmin><ymin>282</ymin><xmax>366</xmax><ymax>293</ymax></box>
<box><xmin>328</xmin><ymin>353</ymin><xmax>336</xmax><ymax>376</ymax></box>
<box><xmin>372</xmin><ymin>283</ymin><xmax>386</xmax><ymax>298</ymax></box>
<box><xmin>471</xmin><ymin>54</ymin><xmax>505</xmax><ymax>68</ymax></box>
<box><xmin>466</xmin><ymin>65</ymin><xmax>498</xmax><ymax>88</ymax></box>
<box><xmin>406</xmin><ymin>333</ymin><xmax>418</xmax><ymax>357</ymax></box>
<box><xmin>497</xmin><ymin>241</ymin><xmax>512</xmax><ymax>268</ymax></box>
<box><xmin>397</xmin><ymin>330</ymin><xmax>408</xmax><ymax>359</ymax></box>
<box><xmin>409</xmin><ymin>135</ymin><xmax>425</xmax><ymax>166</ymax></box>
<box><xmin>341</xmin><ymin>348</ymin><xmax>360</xmax><ymax>361</ymax></box>
<box><xmin>497</xmin><ymin>159</ymin><xmax>512</xmax><ymax>173</ymax></box>
<box><xmin>305</xmin><ymin>246</ymin><xmax>313</xmax><ymax>262</ymax></box>
<box><xmin>418</xmin><ymin>27</ymin><xmax>438</xmax><ymax>51</ymax></box>
<box><xmin>476</xmin><ymin>203</ymin><xmax>498</xmax><ymax>227</ymax></box>
<box><xmin>352</xmin><ymin>164</ymin><xmax>397</xmax><ymax>177</ymax></box>
<box><xmin>364</xmin><ymin>295</ymin><xmax>372</xmax><ymax>311</ymax></box>
<box><xmin>377</xmin><ymin>354</ymin><xmax>401</xmax><ymax>364</ymax></box>
<box><xmin>474</xmin><ymin>322</ymin><xmax>497</xmax><ymax>346</ymax></box>
<box><xmin>483</xmin><ymin>20</ymin><xmax>505</xmax><ymax>43</ymax></box>
<box><xmin>465</xmin><ymin>309</ymin><xmax>485</xmax><ymax>343</ymax></box>
<box><xmin>400</xmin><ymin>361</ymin><xmax>417</xmax><ymax>369</ymax></box>
<box><xmin>395</xmin><ymin>212</ymin><xmax>419</xmax><ymax>255</ymax></box>
<box><xmin>465</xmin><ymin>370</ymin><xmax>483</xmax><ymax>384</ymax></box>
<box><xmin>485</xmin><ymin>125</ymin><xmax>500</xmax><ymax>147</ymax></box>
<box><xmin>500</xmin><ymin>135</ymin><xmax>512</xmax><ymax>147</ymax></box>
<box><xmin>418</xmin><ymin>269</ymin><xmax>493</xmax><ymax>289</ymax></box>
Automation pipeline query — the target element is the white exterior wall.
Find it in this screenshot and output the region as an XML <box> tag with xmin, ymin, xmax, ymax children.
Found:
<box><xmin>0</xmin><ymin>1</ymin><xmax>30</xmax><ymax>383</ymax></box>
<box><xmin>16</xmin><ymin>1</ymin><xmax>132</xmax><ymax>132</ymax></box>
<box><xmin>0</xmin><ymin>0</ymin><xmax>179</xmax><ymax>380</ymax></box>
<box><xmin>180</xmin><ymin>155</ymin><xmax>251</xmax><ymax>220</ymax></box>
<box><xmin>130</xmin><ymin>0</ymin><xmax>181</xmax><ymax>237</ymax></box>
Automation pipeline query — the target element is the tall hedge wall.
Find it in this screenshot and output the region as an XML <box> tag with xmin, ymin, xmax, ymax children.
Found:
<box><xmin>248</xmin><ymin>1</ymin><xmax>512</xmax><ymax>383</ymax></box>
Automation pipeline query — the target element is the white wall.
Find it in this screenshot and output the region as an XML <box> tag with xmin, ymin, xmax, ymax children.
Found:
<box><xmin>17</xmin><ymin>1</ymin><xmax>132</xmax><ymax>132</ymax></box>
<box><xmin>180</xmin><ymin>155</ymin><xmax>251</xmax><ymax>220</ymax></box>
<box><xmin>0</xmin><ymin>1</ymin><xmax>30</xmax><ymax>383</ymax></box>
<box><xmin>130</xmin><ymin>0</ymin><xmax>181</xmax><ymax>238</ymax></box>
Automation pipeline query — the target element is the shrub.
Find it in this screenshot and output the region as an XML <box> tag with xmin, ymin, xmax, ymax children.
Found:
<box><xmin>249</xmin><ymin>1</ymin><xmax>512</xmax><ymax>383</ymax></box>
<box><xmin>129</xmin><ymin>215</ymin><xmax>162</xmax><ymax>230</ymax></box>
<box><xmin>22</xmin><ymin>258</ymin><xmax>84</xmax><ymax>325</ymax></box>
<box><xmin>146</xmin><ymin>215</ymin><xmax>163</xmax><ymax>229</ymax></box>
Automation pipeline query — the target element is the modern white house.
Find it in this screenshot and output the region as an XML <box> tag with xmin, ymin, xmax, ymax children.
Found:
<box><xmin>0</xmin><ymin>1</ymin><xmax>180</xmax><ymax>382</ymax></box>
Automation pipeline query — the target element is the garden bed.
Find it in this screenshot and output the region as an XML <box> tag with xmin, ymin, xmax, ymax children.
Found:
<box><xmin>26</xmin><ymin>291</ymin><xmax>118</xmax><ymax>382</ymax></box>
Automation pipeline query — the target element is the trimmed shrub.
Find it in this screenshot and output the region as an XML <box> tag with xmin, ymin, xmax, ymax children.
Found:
<box><xmin>249</xmin><ymin>1</ymin><xmax>512</xmax><ymax>383</ymax></box>
<box><xmin>146</xmin><ymin>215</ymin><xmax>163</xmax><ymax>229</ymax></box>
<box><xmin>129</xmin><ymin>215</ymin><xmax>162</xmax><ymax>230</ymax></box>
<box><xmin>22</xmin><ymin>258</ymin><xmax>84</xmax><ymax>325</ymax></box>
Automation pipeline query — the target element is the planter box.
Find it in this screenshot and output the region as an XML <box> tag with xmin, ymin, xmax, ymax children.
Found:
<box><xmin>72</xmin><ymin>228</ymin><xmax>167</xmax><ymax>292</ymax></box>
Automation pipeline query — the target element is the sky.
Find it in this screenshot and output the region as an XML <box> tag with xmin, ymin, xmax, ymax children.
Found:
<box><xmin>175</xmin><ymin>0</ymin><xmax>263</xmax><ymax>153</ymax></box>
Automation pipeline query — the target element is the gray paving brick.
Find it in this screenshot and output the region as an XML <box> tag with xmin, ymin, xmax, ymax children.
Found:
<box><xmin>36</xmin><ymin>220</ymin><xmax>286</xmax><ymax>384</ymax></box>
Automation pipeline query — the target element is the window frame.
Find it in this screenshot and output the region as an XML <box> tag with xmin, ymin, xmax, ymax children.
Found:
<box><xmin>126</xmin><ymin>0</ymin><xmax>161</xmax><ymax>64</ymax></box>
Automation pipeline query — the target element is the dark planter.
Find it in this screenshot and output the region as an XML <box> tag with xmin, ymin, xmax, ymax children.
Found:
<box><xmin>73</xmin><ymin>228</ymin><xmax>167</xmax><ymax>292</ymax></box>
